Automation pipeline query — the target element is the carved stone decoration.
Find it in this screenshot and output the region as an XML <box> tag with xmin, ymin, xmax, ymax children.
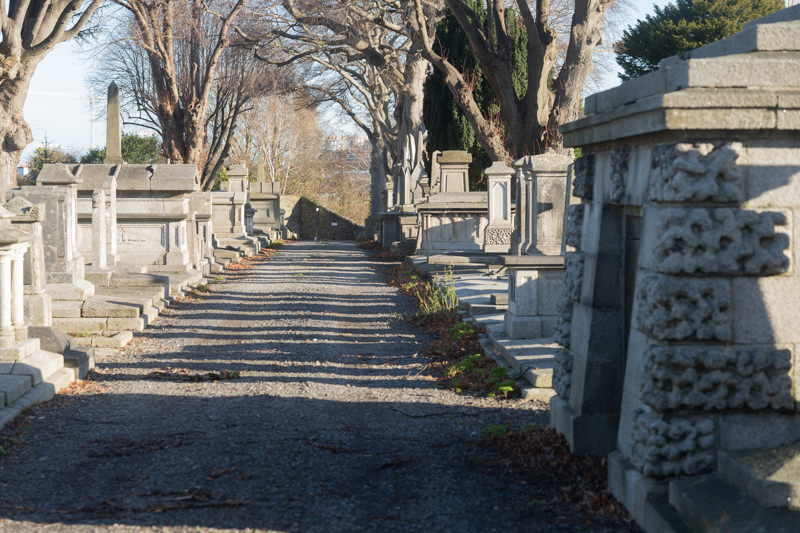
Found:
<box><xmin>641</xmin><ymin>345</ymin><xmax>794</xmax><ymax>411</ymax></box>
<box><xmin>564</xmin><ymin>204</ymin><xmax>585</xmax><ymax>249</ymax></box>
<box><xmin>572</xmin><ymin>154</ymin><xmax>595</xmax><ymax>200</ymax></box>
<box><xmin>484</xmin><ymin>227</ymin><xmax>513</xmax><ymax>246</ymax></box>
<box><xmin>650</xmin><ymin>142</ymin><xmax>744</xmax><ymax>203</ymax></box>
<box><xmin>554</xmin><ymin>298</ymin><xmax>573</xmax><ymax>349</ymax></box>
<box><xmin>609</xmin><ymin>148</ymin><xmax>629</xmax><ymax>204</ymax></box>
<box><xmin>631</xmin><ymin>411</ymin><xmax>715</xmax><ymax>478</ymax></box>
<box><xmin>564</xmin><ymin>252</ymin><xmax>585</xmax><ymax>302</ymax></box>
<box><xmin>652</xmin><ymin>207</ymin><xmax>791</xmax><ymax>275</ymax></box>
<box><xmin>634</xmin><ymin>276</ymin><xmax>731</xmax><ymax>341</ymax></box>
<box><xmin>553</xmin><ymin>349</ymin><xmax>573</xmax><ymax>398</ymax></box>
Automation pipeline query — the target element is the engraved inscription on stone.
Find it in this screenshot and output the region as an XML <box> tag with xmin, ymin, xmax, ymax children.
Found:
<box><xmin>631</xmin><ymin>411</ymin><xmax>715</xmax><ymax>478</ymax></box>
<box><xmin>650</xmin><ymin>142</ymin><xmax>743</xmax><ymax>203</ymax></box>
<box><xmin>634</xmin><ymin>276</ymin><xmax>731</xmax><ymax>341</ymax></box>
<box><xmin>652</xmin><ymin>207</ymin><xmax>790</xmax><ymax>275</ymax></box>
<box><xmin>641</xmin><ymin>345</ymin><xmax>793</xmax><ymax>411</ymax></box>
<box><xmin>118</xmin><ymin>224</ymin><xmax>167</xmax><ymax>251</ymax></box>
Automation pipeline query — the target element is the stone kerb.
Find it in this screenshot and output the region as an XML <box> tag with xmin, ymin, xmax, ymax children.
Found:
<box><xmin>552</xmin><ymin>7</ymin><xmax>800</xmax><ymax>530</ymax></box>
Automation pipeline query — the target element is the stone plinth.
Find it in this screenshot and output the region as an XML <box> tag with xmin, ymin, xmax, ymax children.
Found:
<box><xmin>249</xmin><ymin>181</ymin><xmax>281</xmax><ymax>241</ymax></box>
<box><xmin>501</xmin><ymin>255</ymin><xmax>565</xmax><ymax>339</ymax></box>
<box><xmin>552</xmin><ymin>6</ymin><xmax>800</xmax><ymax>530</ymax></box>
<box><xmin>483</xmin><ymin>162</ymin><xmax>514</xmax><ymax>253</ymax></box>
<box><xmin>187</xmin><ymin>192</ymin><xmax>219</xmax><ymax>275</ymax></box>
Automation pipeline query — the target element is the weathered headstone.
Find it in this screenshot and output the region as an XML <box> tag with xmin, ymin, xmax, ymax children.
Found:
<box><xmin>483</xmin><ymin>161</ymin><xmax>514</xmax><ymax>253</ymax></box>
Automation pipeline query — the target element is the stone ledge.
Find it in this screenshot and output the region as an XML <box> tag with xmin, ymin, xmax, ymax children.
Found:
<box><xmin>500</xmin><ymin>255</ymin><xmax>565</xmax><ymax>268</ymax></box>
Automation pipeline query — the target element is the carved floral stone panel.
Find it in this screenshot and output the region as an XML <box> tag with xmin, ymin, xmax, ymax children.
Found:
<box><xmin>484</xmin><ymin>227</ymin><xmax>513</xmax><ymax>246</ymax></box>
<box><xmin>652</xmin><ymin>207</ymin><xmax>790</xmax><ymax>275</ymax></box>
<box><xmin>564</xmin><ymin>204</ymin><xmax>585</xmax><ymax>249</ymax></box>
<box><xmin>650</xmin><ymin>142</ymin><xmax>744</xmax><ymax>203</ymax></box>
<box><xmin>609</xmin><ymin>148</ymin><xmax>629</xmax><ymax>204</ymax></box>
<box><xmin>631</xmin><ymin>411</ymin><xmax>715</xmax><ymax>478</ymax></box>
<box><xmin>572</xmin><ymin>154</ymin><xmax>595</xmax><ymax>200</ymax></box>
<box><xmin>564</xmin><ymin>252</ymin><xmax>585</xmax><ymax>302</ymax></box>
<box><xmin>641</xmin><ymin>345</ymin><xmax>793</xmax><ymax>411</ymax></box>
<box><xmin>553</xmin><ymin>348</ymin><xmax>573</xmax><ymax>398</ymax></box>
<box><xmin>634</xmin><ymin>276</ymin><xmax>731</xmax><ymax>341</ymax></box>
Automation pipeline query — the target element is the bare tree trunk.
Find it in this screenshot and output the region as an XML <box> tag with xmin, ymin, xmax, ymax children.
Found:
<box><xmin>0</xmin><ymin>73</ymin><xmax>35</xmax><ymax>198</ymax></box>
<box><xmin>369</xmin><ymin>134</ymin><xmax>390</xmax><ymax>216</ymax></box>
<box><xmin>392</xmin><ymin>48</ymin><xmax>428</xmax><ymax>206</ymax></box>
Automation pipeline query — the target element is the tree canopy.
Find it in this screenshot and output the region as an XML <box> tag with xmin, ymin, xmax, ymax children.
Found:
<box><xmin>615</xmin><ymin>0</ymin><xmax>784</xmax><ymax>81</ymax></box>
<box><xmin>80</xmin><ymin>133</ymin><xmax>165</xmax><ymax>165</ymax></box>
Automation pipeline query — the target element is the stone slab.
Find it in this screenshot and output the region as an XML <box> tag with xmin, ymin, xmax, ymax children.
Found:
<box><xmin>46</xmin><ymin>281</ymin><xmax>95</xmax><ymax>301</ymax></box>
<box><xmin>669</xmin><ymin>474</ymin><xmax>800</xmax><ymax>533</ymax></box>
<box><xmin>51</xmin><ymin>300</ymin><xmax>82</xmax><ymax>318</ymax></box>
<box><xmin>12</xmin><ymin>350</ymin><xmax>64</xmax><ymax>386</ymax></box>
<box><xmin>719</xmin><ymin>444</ymin><xmax>800</xmax><ymax>510</ymax></box>
<box><xmin>81</xmin><ymin>295</ymin><xmax>143</xmax><ymax>318</ymax></box>
<box><xmin>63</xmin><ymin>347</ymin><xmax>94</xmax><ymax>379</ymax></box>
<box><xmin>0</xmin><ymin>374</ymin><xmax>32</xmax><ymax>407</ymax></box>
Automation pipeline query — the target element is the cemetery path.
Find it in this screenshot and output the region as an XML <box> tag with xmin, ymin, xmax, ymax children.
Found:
<box><xmin>0</xmin><ymin>241</ymin><xmax>560</xmax><ymax>532</ymax></box>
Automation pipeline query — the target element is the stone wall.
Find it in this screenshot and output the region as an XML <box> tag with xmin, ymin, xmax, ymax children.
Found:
<box><xmin>284</xmin><ymin>196</ymin><xmax>363</xmax><ymax>240</ymax></box>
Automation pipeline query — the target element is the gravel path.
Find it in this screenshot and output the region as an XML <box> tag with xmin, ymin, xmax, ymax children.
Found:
<box><xmin>0</xmin><ymin>241</ymin><xmax>553</xmax><ymax>532</ymax></box>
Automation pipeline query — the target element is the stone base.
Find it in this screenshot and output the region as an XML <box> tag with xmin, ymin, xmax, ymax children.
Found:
<box><xmin>23</xmin><ymin>293</ymin><xmax>52</xmax><ymax>327</ymax></box>
<box><xmin>549</xmin><ymin>395</ymin><xmax>619</xmax><ymax>456</ymax></box>
<box><xmin>504</xmin><ymin>312</ymin><xmax>543</xmax><ymax>339</ymax></box>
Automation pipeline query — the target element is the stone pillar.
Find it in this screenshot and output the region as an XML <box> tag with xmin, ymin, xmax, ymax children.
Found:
<box><xmin>0</xmin><ymin>250</ymin><xmax>12</xmax><ymax>347</ymax></box>
<box><xmin>483</xmin><ymin>161</ymin><xmax>514</xmax><ymax>253</ymax></box>
<box><xmin>103</xmin><ymin>175</ymin><xmax>119</xmax><ymax>266</ymax></box>
<box><xmin>11</xmin><ymin>247</ymin><xmax>25</xmax><ymax>339</ymax></box>
<box><xmin>0</xmin><ymin>207</ymin><xmax>32</xmax><ymax>348</ymax></box>
<box><xmin>91</xmin><ymin>190</ymin><xmax>108</xmax><ymax>270</ymax></box>
<box><xmin>509</xmin><ymin>165</ymin><xmax>529</xmax><ymax>255</ymax></box>
<box><xmin>104</xmin><ymin>82</ymin><xmax>123</xmax><ymax>165</ymax></box>
<box><xmin>523</xmin><ymin>153</ymin><xmax>572</xmax><ymax>255</ymax></box>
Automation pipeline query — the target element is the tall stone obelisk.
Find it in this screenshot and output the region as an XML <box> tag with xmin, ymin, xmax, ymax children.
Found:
<box><xmin>103</xmin><ymin>82</ymin><xmax>124</xmax><ymax>164</ymax></box>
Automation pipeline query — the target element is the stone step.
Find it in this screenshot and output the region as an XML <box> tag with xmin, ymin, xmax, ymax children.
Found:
<box><xmin>70</xmin><ymin>331</ymin><xmax>134</xmax><ymax>349</ymax></box>
<box><xmin>52</xmin><ymin>299</ymin><xmax>82</xmax><ymax>318</ymax></box>
<box><xmin>0</xmin><ymin>338</ymin><xmax>40</xmax><ymax>362</ymax></box>
<box><xmin>53</xmin><ymin>317</ymin><xmax>108</xmax><ymax>335</ymax></box>
<box><xmin>669</xmin><ymin>474</ymin><xmax>800</xmax><ymax>533</ymax></box>
<box><xmin>12</xmin><ymin>350</ymin><xmax>64</xmax><ymax>386</ymax></box>
<box><xmin>719</xmin><ymin>444</ymin><xmax>800</xmax><ymax>510</ymax></box>
<box><xmin>0</xmin><ymin>368</ymin><xmax>74</xmax><ymax>430</ymax></box>
<box><xmin>85</xmin><ymin>269</ymin><xmax>113</xmax><ymax>287</ymax></box>
<box><xmin>95</xmin><ymin>286</ymin><xmax>167</xmax><ymax>309</ymax></box>
<box><xmin>82</xmin><ymin>295</ymin><xmax>143</xmax><ymax>318</ymax></box>
<box><xmin>108</xmin><ymin>272</ymin><xmax>169</xmax><ymax>290</ymax></box>
<box><xmin>46</xmin><ymin>280</ymin><xmax>95</xmax><ymax>301</ymax></box>
<box><xmin>468</xmin><ymin>302</ymin><xmax>508</xmax><ymax>316</ymax></box>
<box><xmin>486</xmin><ymin>325</ymin><xmax>556</xmax><ymax>390</ymax></box>
<box><xmin>63</xmin><ymin>347</ymin><xmax>94</xmax><ymax>379</ymax></box>
<box><xmin>0</xmin><ymin>374</ymin><xmax>32</xmax><ymax>408</ymax></box>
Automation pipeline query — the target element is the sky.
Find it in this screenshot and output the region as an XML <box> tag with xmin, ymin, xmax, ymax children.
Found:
<box><xmin>20</xmin><ymin>0</ymin><xmax>674</xmax><ymax>163</ymax></box>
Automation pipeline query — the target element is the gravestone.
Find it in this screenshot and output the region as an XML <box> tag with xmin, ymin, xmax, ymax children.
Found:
<box><xmin>553</xmin><ymin>6</ymin><xmax>800</xmax><ymax>530</ymax></box>
<box><xmin>249</xmin><ymin>155</ymin><xmax>282</xmax><ymax>242</ymax></box>
<box><xmin>212</xmin><ymin>164</ymin><xmax>259</xmax><ymax>260</ymax></box>
<box><xmin>483</xmin><ymin>161</ymin><xmax>514</xmax><ymax>253</ymax></box>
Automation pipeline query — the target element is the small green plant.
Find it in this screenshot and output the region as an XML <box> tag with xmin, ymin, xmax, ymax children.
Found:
<box><xmin>72</xmin><ymin>332</ymin><xmax>90</xmax><ymax>338</ymax></box>
<box><xmin>445</xmin><ymin>353</ymin><xmax>482</xmax><ymax>377</ymax></box>
<box><xmin>195</xmin><ymin>283</ymin><xmax>210</xmax><ymax>293</ymax></box>
<box><xmin>482</xmin><ymin>424</ymin><xmax>509</xmax><ymax>437</ymax></box>
<box><xmin>292</xmin><ymin>273</ymin><xmax>304</xmax><ymax>277</ymax></box>
<box><xmin>449</xmin><ymin>321</ymin><xmax>475</xmax><ymax>340</ymax></box>
<box><xmin>267</xmin><ymin>240</ymin><xmax>285</xmax><ymax>249</ymax></box>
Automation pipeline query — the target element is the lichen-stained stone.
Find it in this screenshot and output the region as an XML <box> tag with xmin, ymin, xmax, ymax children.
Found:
<box><xmin>572</xmin><ymin>154</ymin><xmax>595</xmax><ymax>200</ymax></box>
<box><xmin>634</xmin><ymin>275</ymin><xmax>731</xmax><ymax>342</ymax></box>
<box><xmin>564</xmin><ymin>204</ymin><xmax>585</xmax><ymax>249</ymax></box>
